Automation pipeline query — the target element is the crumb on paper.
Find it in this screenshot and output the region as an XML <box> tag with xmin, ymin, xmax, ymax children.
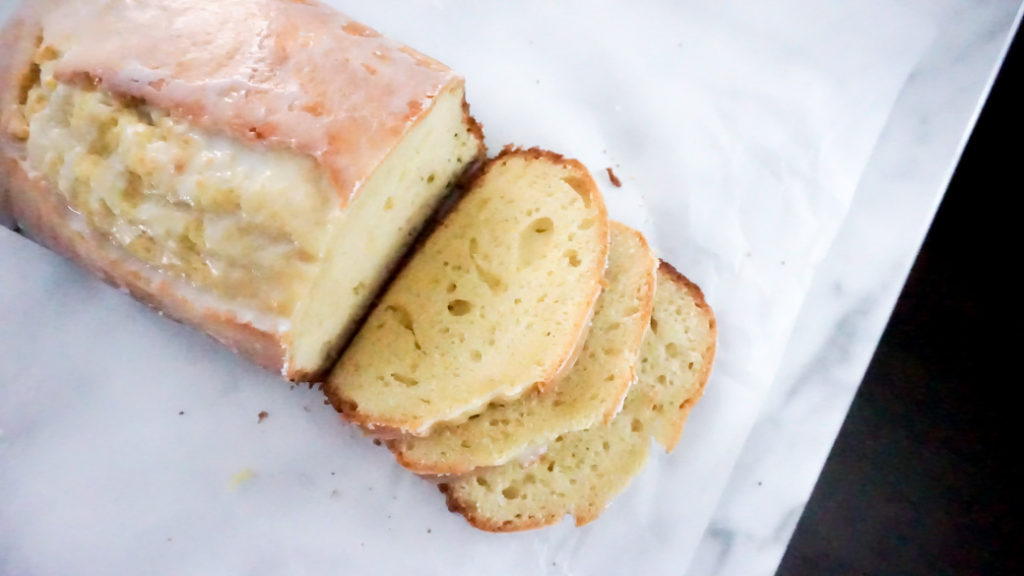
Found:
<box><xmin>178</xmin><ymin>410</ymin><xmax>185</xmax><ymax>416</ymax></box>
<box><xmin>373</xmin><ymin>438</ymin><xmax>382</xmax><ymax>446</ymax></box>
<box><xmin>257</xmin><ymin>411</ymin><xmax>269</xmax><ymax>423</ymax></box>
<box><xmin>230</xmin><ymin>468</ymin><xmax>256</xmax><ymax>489</ymax></box>
<box><xmin>606</xmin><ymin>167</ymin><xmax>622</xmax><ymax>188</ymax></box>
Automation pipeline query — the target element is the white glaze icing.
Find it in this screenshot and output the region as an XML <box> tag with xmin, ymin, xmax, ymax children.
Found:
<box><xmin>19</xmin><ymin>0</ymin><xmax>461</xmax><ymax>203</ymax></box>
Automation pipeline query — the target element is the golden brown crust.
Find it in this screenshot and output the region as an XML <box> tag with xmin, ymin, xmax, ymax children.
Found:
<box><xmin>461</xmin><ymin>97</ymin><xmax>486</xmax><ymax>154</ymax></box>
<box><xmin>655</xmin><ymin>259</ymin><xmax>718</xmax><ymax>452</ymax></box>
<box><xmin>455</xmin><ymin>145</ymin><xmax>588</xmax><ymax>197</ymax></box>
<box><xmin>1</xmin><ymin>156</ymin><xmax>291</xmax><ymax>376</ymax></box>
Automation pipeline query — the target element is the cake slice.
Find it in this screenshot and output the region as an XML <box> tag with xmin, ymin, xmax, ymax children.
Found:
<box><xmin>438</xmin><ymin>262</ymin><xmax>716</xmax><ymax>531</ymax></box>
<box><xmin>0</xmin><ymin>0</ymin><xmax>485</xmax><ymax>380</ymax></box>
<box><xmin>326</xmin><ymin>148</ymin><xmax>610</xmax><ymax>436</ymax></box>
<box><xmin>389</xmin><ymin>222</ymin><xmax>655</xmax><ymax>474</ymax></box>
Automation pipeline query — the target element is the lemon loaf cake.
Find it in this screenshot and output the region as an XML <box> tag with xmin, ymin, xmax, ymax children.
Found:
<box><xmin>0</xmin><ymin>0</ymin><xmax>485</xmax><ymax>380</ymax></box>
<box><xmin>389</xmin><ymin>222</ymin><xmax>655</xmax><ymax>474</ymax></box>
<box><xmin>326</xmin><ymin>148</ymin><xmax>610</xmax><ymax>436</ymax></box>
<box><xmin>438</xmin><ymin>262</ymin><xmax>717</xmax><ymax>531</ymax></box>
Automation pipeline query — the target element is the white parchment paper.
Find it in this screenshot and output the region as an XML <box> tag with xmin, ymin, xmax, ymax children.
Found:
<box><xmin>0</xmin><ymin>1</ymin><xmax>933</xmax><ymax>574</ymax></box>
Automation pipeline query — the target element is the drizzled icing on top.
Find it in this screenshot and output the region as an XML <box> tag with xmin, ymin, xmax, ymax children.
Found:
<box><xmin>30</xmin><ymin>0</ymin><xmax>461</xmax><ymax>204</ymax></box>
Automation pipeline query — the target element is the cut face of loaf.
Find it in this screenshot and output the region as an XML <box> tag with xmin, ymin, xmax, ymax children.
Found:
<box><xmin>327</xmin><ymin>148</ymin><xmax>610</xmax><ymax>436</ymax></box>
<box><xmin>0</xmin><ymin>0</ymin><xmax>485</xmax><ymax>380</ymax></box>
<box><xmin>389</xmin><ymin>222</ymin><xmax>656</xmax><ymax>474</ymax></box>
<box><xmin>439</xmin><ymin>262</ymin><xmax>717</xmax><ymax>532</ymax></box>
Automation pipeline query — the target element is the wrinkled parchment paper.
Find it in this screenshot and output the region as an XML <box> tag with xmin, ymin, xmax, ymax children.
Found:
<box><xmin>0</xmin><ymin>1</ymin><xmax>933</xmax><ymax>574</ymax></box>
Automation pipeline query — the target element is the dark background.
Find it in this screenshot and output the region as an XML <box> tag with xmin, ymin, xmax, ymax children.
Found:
<box><xmin>778</xmin><ymin>23</ymin><xmax>1021</xmax><ymax>576</ymax></box>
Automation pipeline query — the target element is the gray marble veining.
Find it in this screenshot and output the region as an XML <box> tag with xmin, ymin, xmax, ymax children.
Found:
<box><xmin>689</xmin><ymin>3</ymin><xmax>1023</xmax><ymax>574</ymax></box>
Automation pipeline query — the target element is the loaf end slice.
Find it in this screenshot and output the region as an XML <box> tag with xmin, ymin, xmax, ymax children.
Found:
<box><xmin>643</xmin><ymin>262</ymin><xmax>717</xmax><ymax>451</ymax></box>
<box><xmin>326</xmin><ymin>148</ymin><xmax>610</xmax><ymax>436</ymax></box>
<box><xmin>439</xmin><ymin>262</ymin><xmax>716</xmax><ymax>531</ymax></box>
<box><xmin>389</xmin><ymin>221</ymin><xmax>655</xmax><ymax>474</ymax></box>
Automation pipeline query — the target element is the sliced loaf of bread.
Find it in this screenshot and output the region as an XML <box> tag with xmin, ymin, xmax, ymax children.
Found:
<box><xmin>326</xmin><ymin>148</ymin><xmax>609</xmax><ymax>436</ymax></box>
<box><xmin>389</xmin><ymin>222</ymin><xmax>656</xmax><ymax>474</ymax></box>
<box><xmin>438</xmin><ymin>262</ymin><xmax>716</xmax><ymax>531</ymax></box>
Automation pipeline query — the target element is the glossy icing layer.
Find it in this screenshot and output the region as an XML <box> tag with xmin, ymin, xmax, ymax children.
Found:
<box><xmin>0</xmin><ymin>0</ymin><xmax>483</xmax><ymax>379</ymax></box>
<box><xmin>24</xmin><ymin>53</ymin><xmax>333</xmax><ymax>317</ymax></box>
<box><xmin>27</xmin><ymin>0</ymin><xmax>461</xmax><ymax>203</ymax></box>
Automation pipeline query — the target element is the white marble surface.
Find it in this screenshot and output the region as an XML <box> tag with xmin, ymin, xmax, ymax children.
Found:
<box><xmin>690</xmin><ymin>2</ymin><xmax>1023</xmax><ymax>575</ymax></box>
<box><xmin>0</xmin><ymin>1</ymin><xmax>1016</xmax><ymax>575</ymax></box>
